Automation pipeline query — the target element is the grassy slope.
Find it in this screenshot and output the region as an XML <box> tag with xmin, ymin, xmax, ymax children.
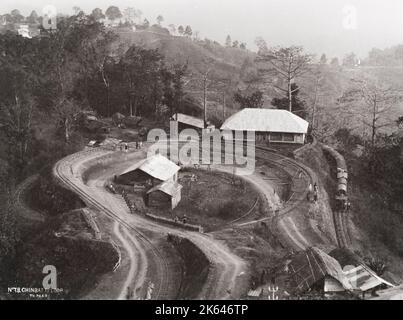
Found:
<box><xmin>115</xmin><ymin>29</ymin><xmax>257</xmax><ymax>119</ymax></box>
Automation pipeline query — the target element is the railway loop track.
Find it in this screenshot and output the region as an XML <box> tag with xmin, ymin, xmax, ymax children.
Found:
<box><xmin>50</xmin><ymin>139</ymin><xmax>351</xmax><ymax>299</ymax></box>
<box><xmin>53</xmin><ymin>148</ymin><xmax>173</xmax><ymax>299</ymax></box>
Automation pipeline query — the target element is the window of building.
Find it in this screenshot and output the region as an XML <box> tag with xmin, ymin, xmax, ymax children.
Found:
<box><xmin>270</xmin><ymin>132</ymin><xmax>282</xmax><ymax>141</ymax></box>
<box><xmin>283</xmin><ymin>133</ymin><xmax>295</xmax><ymax>142</ymax></box>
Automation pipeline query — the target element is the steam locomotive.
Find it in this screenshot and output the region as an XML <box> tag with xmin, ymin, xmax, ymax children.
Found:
<box><xmin>322</xmin><ymin>145</ymin><xmax>350</xmax><ymax>212</ymax></box>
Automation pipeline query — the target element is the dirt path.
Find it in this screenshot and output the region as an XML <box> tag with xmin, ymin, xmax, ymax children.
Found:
<box><xmin>14</xmin><ymin>174</ymin><xmax>45</xmax><ymax>224</ymax></box>
<box><xmin>113</xmin><ymin>221</ymin><xmax>148</xmax><ymax>300</ymax></box>
<box><xmin>54</xmin><ymin>147</ymin><xmax>248</xmax><ymax>299</ymax></box>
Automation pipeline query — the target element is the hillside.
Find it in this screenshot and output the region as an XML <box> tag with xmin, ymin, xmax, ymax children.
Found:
<box><xmin>116</xmin><ymin>29</ymin><xmax>255</xmax><ymax>77</ymax></box>
<box><xmin>114</xmin><ymin>28</ymin><xmax>259</xmax><ymax>120</ymax></box>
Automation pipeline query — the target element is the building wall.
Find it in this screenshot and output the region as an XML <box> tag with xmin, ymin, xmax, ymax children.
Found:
<box><xmin>233</xmin><ymin>130</ymin><xmax>305</xmax><ymax>144</ymax></box>
<box><xmin>148</xmin><ymin>191</ymin><xmax>171</xmax><ymax>208</ymax></box>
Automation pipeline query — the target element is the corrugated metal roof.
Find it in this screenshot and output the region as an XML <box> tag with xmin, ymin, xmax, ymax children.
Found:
<box><xmin>344</xmin><ymin>265</ymin><xmax>395</xmax><ymax>292</ymax></box>
<box><xmin>221</xmin><ymin>108</ymin><xmax>309</xmax><ymax>134</ymax></box>
<box><xmin>330</xmin><ymin>248</ymin><xmax>395</xmax><ymax>292</ymax></box>
<box><xmin>289</xmin><ymin>247</ymin><xmax>353</xmax><ymax>293</ymax></box>
<box><xmin>121</xmin><ymin>154</ymin><xmax>180</xmax><ymax>181</ymax></box>
<box><xmin>147</xmin><ymin>181</ymin><xmax>182</xmax><ymax>196</ymax></box>
<box><xmin>173</xmin><ymin>113</ymin><xmax>205</xmax><ymax>129</ymax></box>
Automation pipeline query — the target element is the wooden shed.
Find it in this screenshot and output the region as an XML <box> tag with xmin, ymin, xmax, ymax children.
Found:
<box><xmin>145</xmin><ymin>181</ymin><xmax>183</xmax><ymax>210</ymax></box>
<box><xmin>118</xmin><ymin>154</ymin><xmax>180</xmax><ymax>187</ymax></box>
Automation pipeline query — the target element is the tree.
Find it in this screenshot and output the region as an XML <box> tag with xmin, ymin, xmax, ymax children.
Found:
<box><xmin>320</xmin><ymin>53</ymin><xmax>327</xmax><ymax>64</ymax></box>
<box><xmin>225</xmin><ymin>35</ymin><xmax>232</xmax><ymax>47</ymax></box>
<box><xmin>105</xmin><ymin>6</ymin><xmax>122</xmax><ymax>21</ymax></box>
<box><xmin>119</xmin><ymin>46</ymin><xmax>164</xmax><ymax>116</ymax></box>
<box><xmin>193</xmin><ymin>31</ymin><xmax>200</xmax><ymax>41</ymax></box>
<box><xmin>254</xmin><ymin>37</ymin><xmax>268</xmax><ymax>54</ymax></box>
<box><xmin>272</xmin><ymin>83</ymin><xmax>308</xmax><ymax>119</ymax></box>
<box><xmin>330</xmin><ymin>57</ymin><xmax>339</xmax><ymax>67</ymax></box>
<box><xmin>342</xmin><ymin>52</ymin><xmax>357</xmax><ymax>67</ymax></box>
<box><xmin>0</xmin><ymin>198</ymin><xmax>20</xmax><ymax>278</ymax></box>
<box><xmin>0</xmin><ymin>95</ymin><xmax>34</xmax><ymax>176</ymax></box>
<box><xmin>156</xmin><ymin>15</ymin><xmax>164</xmax><ymax>25</ymax></box>
<box><xmin>143</xmin><ymin>18</ymin><xmax>150</xmax><ymax>28</ymax></box>
<box><xmin>72</xmin><ymin>6</ymin><xmax>82</xmax><ymax>15</ymax></box>
<box><xmin>10</xmin><ymin>9</ymin><xmax>24</xmax><ymax>23</ymax></box>
<box><xmin>234</xmin><ymin>90</ymin><xmax>264</xmax><ymax>109</ymax></box>
<box><xmin>0</xmin><ymin>34</ymin><xmax>38</xmax><ymax>177</ymax></box>
<box><xmin>256</xmin><ymin>46</ymin><xmax>313</xmax><ymax>113</ymax></box>
<box><xmin>232</xmin><ymin>40</ymin><xmax>239</xmax><ymax>48</ymax></box>
<box><xmin>240</xmin><ymin>42</ymin><xmax>247</xmax><ymax>50</ymax></box>
<box><xmin>162</xmin><ymin>64</ymin><xmax>187</xmax><ymax>116</ymax></box>
<box><xmin>178</xmin><ymin>25</ymin><xmax>184</xmax><ymax>35</ymax></box>
<box><xmin>184</xmin><ymin>25</ymin><xmax>192</xmax><ymax>37</ymax></box>
<box><xmin>27</xmin><ymin>10</ymin><xmax>39</xmax><ymax>24</ymax></box>
<box><xmin>168</xmin><ymin>24</ymin><xmax>176</xmax><ymax>35</ymax></box>
<box><xmin>53</xmin><ymin>98</ymin><xmax>80</xmax><ymax>143</ymax></box>
<box><xmin>91</xmin><ymin>8</ymin><xmax>105</xmax><ymax>21</ymax></box>
<box><xmin>338</xmin><ymin>78</ymin><xmax>402</xmax><ymax>154</ymax></box>
<box><xmin>123</xmin><ymin>7</ymin><xmax>137</xmax><ymax>24</ymax></box>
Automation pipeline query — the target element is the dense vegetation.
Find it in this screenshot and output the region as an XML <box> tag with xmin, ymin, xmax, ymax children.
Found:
<box><xmin>0</xmin><ymin>5</ymin><xmax>403</xmax><ymax>295</ymax></box>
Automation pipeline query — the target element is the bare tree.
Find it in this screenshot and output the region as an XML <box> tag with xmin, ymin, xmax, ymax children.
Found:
<box><xmin>53</xmin><ymin>98</ymin><xmax>80</xmax><ymax>143</ymax></box>
<box><xmin>0</xmin><ymin>95</ymin><xmax>34</xmax><ymax>174</ymax></box>
<box><xmin>338</xmin><ymin>78</ymin><xmax>402</xmax><ymax>150</ymax></box>
<box><xmin>123</xmin><ymin>7</ymin><xmax>138</xmax><ymax>25</ymax></box>
<box><xmin>256</xmin><ymin>46</ymin><xmax>313</xmax><ymax>113</ymax></box>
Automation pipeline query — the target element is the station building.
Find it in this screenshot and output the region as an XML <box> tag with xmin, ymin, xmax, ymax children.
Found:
<box><xmin>220</xmin><ymin>108</ymin><xmax>309</xmax><ymax>144</ymax></box>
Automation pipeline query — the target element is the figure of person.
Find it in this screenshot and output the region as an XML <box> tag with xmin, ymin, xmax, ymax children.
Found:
<box><xmin>307</xmin><ymin>183</ymin><xmax>313</xmax><ymax>201</ymax></box>
<box><xmin>182</xmin><ymin>214</ymin><xmax>187</xmax><ymax>224</ymax></box>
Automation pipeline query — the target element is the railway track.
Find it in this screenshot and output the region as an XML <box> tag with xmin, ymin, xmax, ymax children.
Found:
<box><xmin>53</xmin><ymin>148</ymin><xmax>173</xmax><ymax>299</ymax></box>
<box><xmin>321</xmin><ymin>144</ymin><xmax>351</xmax><ymax>248</ymax></box>
<box><xmin>177</xmin><ymin>141</ymin><xmax>317</xmax><ymax>250</ymax></box>
<box><xmin>51</xmin><ymin>139</ymin><xmax>348</xmax><ymax>299</ymax></box>
<box><xmin>333</xmin><ymin>210</ymin><xmax>349</xmax><ymax>248</ymax></box>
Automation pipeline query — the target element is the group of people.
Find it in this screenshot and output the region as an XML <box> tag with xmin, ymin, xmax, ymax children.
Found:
<box><xmin>117</xmin><ymin>141</ymin><xmax>143</xmax><ymax>152</ymax></box>
<box><xmin>307</xmin><ymin>182</ymin><xmax>319</xmax><ymax>203</ymax></box>
<box><xmin>119</xmin><ymin>143</ymin><xmax>129</xmax><ymax>152</ymax></box>
<box><xmin>174</xmin><ymin>214</ymin><xmax>188</xmax><ymax>224</ymax></box>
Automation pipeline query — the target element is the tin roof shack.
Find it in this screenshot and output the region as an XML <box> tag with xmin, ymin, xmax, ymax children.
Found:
<box><xmin>221</xmin><ymin>108</ymin><xmax>309</xmax><ymax>144</ymax></box>
<box><xmin>146</xmin><ymin>180</ymin><xmax>183</xmax><ymax>210</ymax></box>
<box><xmin>118</xmin><ymin>154</ymin><xmax>181</xmax><ymax>187</ymax></box>
<box><xmin>287</xmin><ymin>247</ymin><xmax>395</xmax><ymax>299</ymax></box>
<box><xmin>329</xmin><ymin>248</ymin><xmax>395</xmax><ymax>298</ymax></box>
<box><xmin>288</xmin><ymin>247</ymin><xmax>353</xmax><ymax>296</ymax></box>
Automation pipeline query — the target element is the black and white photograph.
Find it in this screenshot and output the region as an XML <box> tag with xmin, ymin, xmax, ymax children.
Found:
<box><xmin>0</xmin><ymin>0</ymin><xmax>403</xmax><ymax>305</ymax></box>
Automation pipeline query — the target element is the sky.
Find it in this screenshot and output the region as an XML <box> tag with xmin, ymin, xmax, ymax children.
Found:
<box><xmin>2</xmin><ymin>0</ymin><xmax>403</xmax><ymax>58</ymax></box>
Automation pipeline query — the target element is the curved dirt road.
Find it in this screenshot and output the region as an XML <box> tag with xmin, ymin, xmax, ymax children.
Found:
<box><xmin>54</xmin><ymin>147</ymin><xmax>247</xmax><ymax>299</ymax></box>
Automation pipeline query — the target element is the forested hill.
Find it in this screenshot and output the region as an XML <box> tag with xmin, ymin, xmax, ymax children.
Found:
<box><xmin>116</xmin><ymin>26</ymin><xmax>257</xmax><ymax>81</ymax></box>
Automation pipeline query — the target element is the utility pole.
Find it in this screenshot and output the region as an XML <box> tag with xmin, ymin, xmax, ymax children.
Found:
<box><xmin>222</xmin><ymin>91</ymin><xmax>226</xmax><ymax>121</ymax></box>
<box><xmin>202</xmin><ymin>70</ymin><xmax>210</xmax><ymax>127</ymax></box>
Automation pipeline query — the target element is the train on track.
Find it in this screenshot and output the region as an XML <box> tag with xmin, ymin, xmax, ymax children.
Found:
<box><xmin>322</xmin><ymin>145</ymin><xmax>350</xmax><ymax>212</ymax></box>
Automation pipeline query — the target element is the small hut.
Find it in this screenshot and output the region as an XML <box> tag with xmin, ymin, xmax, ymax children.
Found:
<box><xmin>118</xmin><ymin>154</ymin><xmax>180</xmax><ymax>187</ymax></box>
<box><xmin>146</xmin><ymin>181</ymin><xmax>183</xmax><ymax>210</ymax></box>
